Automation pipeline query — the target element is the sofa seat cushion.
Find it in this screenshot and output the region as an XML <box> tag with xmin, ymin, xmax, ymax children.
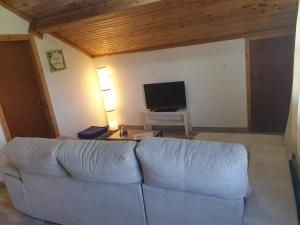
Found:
<box><xmin>136</xmin><ymin>137</ymin><xmax>250</xmax><ymax>199</ymax></box>
<box><xmin>2</xmin><ymin>138</ymin><xmax>67</xmax><ymax>176</ymax></box>
<box><xmin>57</xmin><ymin>140</ymin><xmax>142</xmax><ymax>184</ymax></box>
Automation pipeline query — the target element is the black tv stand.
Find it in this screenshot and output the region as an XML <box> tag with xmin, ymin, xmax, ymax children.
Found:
<box><xmin>151</xmin><ymin>108</ymin><xmax>178</xmax><ymax>112</ymax></box>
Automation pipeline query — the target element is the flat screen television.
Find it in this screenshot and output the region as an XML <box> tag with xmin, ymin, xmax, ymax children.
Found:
<box><xmin>143</xmin><ymin>81</ymin><xmax>187</xmax><ymax>111</ymax></box>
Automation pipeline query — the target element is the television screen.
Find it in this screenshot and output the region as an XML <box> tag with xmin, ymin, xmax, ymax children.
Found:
<box><xmin>143</xmin><ymin>81</ymin><xmax>186</xmax><ymax>110</ymax></box>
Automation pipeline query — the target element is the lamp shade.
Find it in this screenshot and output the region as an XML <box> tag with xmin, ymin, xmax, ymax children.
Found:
<box><xmin>97</xmin><ymin>67</ymin><xmax>112</xmax><ymax>91</ymax></box>
<box><xmin>109</xmin><ymin>120</ymin><xmax>119</xmax><ymax>131</ymax></box>
<box><xmin>106</xmin><ymin>110</ymin><xmax>118</xmax><ymax>130</ymax></box>
<box><xmin>102</xmin><ymin>89</ymin><xmax>116</xmax><ymax>112</ymax></box>
<box><xmin>96</xmin><ymin>66</ymin><xmax>119</xmax><ymax>131</ymax></box>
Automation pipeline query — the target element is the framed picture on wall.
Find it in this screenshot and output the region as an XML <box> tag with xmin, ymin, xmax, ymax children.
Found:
<box><xmin>46</xmin><ymin>50</ymin><xmax>66</xmax><ymax>72</ymax></box>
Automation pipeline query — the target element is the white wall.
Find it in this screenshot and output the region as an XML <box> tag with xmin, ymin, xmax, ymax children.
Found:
<box><xmin>0</xmin><ymin>128</ymin><xmax>7</xmax><ymax>181</ymax></box>
<box><xmin>0</xmin><ymin>129</ymin><xmax>5</xmax><ymax>148</ymax></box>
<box><xmin>93</xmin><ymin>39</ymin><xmax>247</xmax><ymax>128</ymax></box>
<box><xmin>35</xmin><ymin>35</ymin><xmax>106</xmax><ymax>136</ymax></box>
<box><xmin>0</xmin><ymin>5</ymin><xmax>107</xmax><ymax>140</ymax></box>
<box><xmin>0</xmin><ymin>7</ymin><xmax>28</xmax><ymax>34</ymax></box>
<box><xmin>0</xmin><ymin>128</ymin><xmax>7</xmax><ymax>159</ymax></box>
<box><xmin>285</xmin><ymin>2</ymin><xmax>300</xmax><ymax>164</ymax></box>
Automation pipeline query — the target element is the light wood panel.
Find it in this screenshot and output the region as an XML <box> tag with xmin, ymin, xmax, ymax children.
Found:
<box><xmin>0</xmin><ymin>34</ymin><xmax>30</xmax><ymax>41</ymax></box>
<box><xmin>51</xmin><ymin>33</ymin><xmax>92</xmax><ymax>57</ymax></box>
<box><xmin>54</xmin><ymin>0</ymin><xmax>298</xmax><ymax>56</ymax></box>
<box><xmin>0</xmin><ymin>0</ymin><xmax>298</xmax><ymax>56</ymax></box>
<box><xmin>33</xmin><ymin>0</ymin><xmax>163</xmax><ymax>33</ymax></box>
<box><xmin>0</xmin><ymin>104</ymin><xmax>12</xmax><ymax>141</ymax></box>
<box><xmin>1</xmin><ymin>0</ymin><xmax>162</xmax><ymax>32</ymax></box>
<box><xmin>1</xmin><ymin>0</ymin><xmax>130</xmax><ymax>19</ymax></box>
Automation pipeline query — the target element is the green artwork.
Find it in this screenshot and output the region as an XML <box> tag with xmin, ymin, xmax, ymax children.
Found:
<box><xmin>46</xmin><ymin>50</ymin><xmax>66</xmax><ymax>72</ymax></box>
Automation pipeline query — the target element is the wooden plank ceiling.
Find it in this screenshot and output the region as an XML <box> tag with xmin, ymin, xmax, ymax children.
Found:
<box><xmin>1</xmin><ymin>0</ymin><xmax>298</xmax><ymax>57</ymax></box>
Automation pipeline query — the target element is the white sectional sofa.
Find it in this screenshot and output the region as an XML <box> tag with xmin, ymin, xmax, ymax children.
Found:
<box><xmin>0</xmin><ymin>135</ymin><xmax>298</xmax><ymax>225</ymax></box>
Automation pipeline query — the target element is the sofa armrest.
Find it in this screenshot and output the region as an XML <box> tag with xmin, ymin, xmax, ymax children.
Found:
<box><xmin>0</xmin><ymin>161</ymin><xmax>21</xmax><ymax>180</ymax></box>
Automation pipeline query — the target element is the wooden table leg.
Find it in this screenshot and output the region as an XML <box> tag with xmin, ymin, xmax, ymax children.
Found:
<box><xmin>183</xmin><ymin>113</ymin><xmax>189</xmax><ymax>136</ymax></box>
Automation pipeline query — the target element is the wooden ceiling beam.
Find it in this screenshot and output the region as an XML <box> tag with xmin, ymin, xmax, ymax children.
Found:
<box><xmin>33</xmin><ymin>0</ymin><xmax>164</xmax><ymax>33</ymax></box>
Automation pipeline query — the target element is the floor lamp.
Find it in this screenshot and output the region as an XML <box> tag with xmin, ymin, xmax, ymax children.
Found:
<box><xmin>97</xmin><ymin>67</ymin><xmax>119</xmax><ymax>131</ymax></box>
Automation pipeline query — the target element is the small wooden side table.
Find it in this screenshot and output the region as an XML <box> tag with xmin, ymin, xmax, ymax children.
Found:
<box><xmin>105</xmin><ymin>128</ymin><xmax>163</xmax><ymax>141</ymax></box>
<box><xmin>142</xmin><ymin>108</ymin><xmax>192</xmax><ymax>136</ymax></box>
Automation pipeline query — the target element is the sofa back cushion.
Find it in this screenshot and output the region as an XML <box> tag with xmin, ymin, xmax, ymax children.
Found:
<box><xmin>2</xmin><ymin>137</ymin><xmax>67</xmax><ymax>176</ymax></box>
<box><xmin>56</xmin><ymin>140</ymin><xmax>142</xmax><ymax>184</ymax></box>
<box><xmin>136</xmin><ymin>137</ymin><xmax>249</xmax><ymax>199</ymax></box>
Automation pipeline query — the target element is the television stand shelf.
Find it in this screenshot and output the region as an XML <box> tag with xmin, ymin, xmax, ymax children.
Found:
<box><xmin>142</xmin><ymin>109</ymin><xmax>192</xmax><ymax>136</ymax></box>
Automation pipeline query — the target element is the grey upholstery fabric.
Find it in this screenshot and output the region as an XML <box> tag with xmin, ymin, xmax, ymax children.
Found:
<box><xmin>20</xmin><ymin>171</ymin><xmax>147</xmax><ymax>225</ymax></box>
<box><xmin>143</xmin><ymin>184</ymin><xmax>244</xmax><ymax>225</ymax></box>
<box><xmin>0</xmin><ymin>161</ymin><xmax>21</xmax><ymax>179</ymax></box>
<box><xmin>3</xmin><ymin>174</ymin><xmax>32</xmax><ymax>216</ymax></box>
<box><xmin>57</xmin><ymin>140</ymin><xmax>141</xmax><ymax>184</ymax></box>
<box><xmin>1</xmin><ymin>138</ymin><xmax>146</xmax><ymax>225</ymax></box>
<box><xmin>136</xmin><ymin>137</ymin><xmax>249</xmax><ymax>199</ymax></box>
<box><xmin>2</xmin><ymin>137</ymin><xmax>67</xmax><ymax>176</ymax></box>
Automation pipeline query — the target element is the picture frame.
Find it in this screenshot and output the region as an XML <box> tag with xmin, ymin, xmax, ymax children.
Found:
<box><xmin>46</xmin><ymin>50</ymin><xmax>66</xmax><ymax>72</ymax></box>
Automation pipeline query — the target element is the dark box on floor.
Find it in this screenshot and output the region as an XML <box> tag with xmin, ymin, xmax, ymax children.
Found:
<box><xmin>78</xmin><ymin>126</ymin><xmax>108</xmax><ymax>139</ymax></box>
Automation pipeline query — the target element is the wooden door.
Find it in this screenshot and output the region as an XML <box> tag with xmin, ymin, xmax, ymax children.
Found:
<box><xmin>250</xmin><ymin>35</ymin><xmax>294</xmax><ymax>133</ymax></box>
<box><xmin>0</xmin><ymin>41</ymin><xmax>55</xmax><ymax>138</ymax></box>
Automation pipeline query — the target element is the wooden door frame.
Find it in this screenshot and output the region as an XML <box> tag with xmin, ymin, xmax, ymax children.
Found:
<box><xmin>0</xmin><ymin>34</ymin><xmax>60</xmax><ymax>138</ymax></box>
<box><xmin>245</xmin><ymin>30</ymin><xmax>295</xmax><ymax>132</ymax></box>
<box><xmin>0</xmin><ymin>104</ymin><xmax>11</xmax><ymax>141</ymax></box>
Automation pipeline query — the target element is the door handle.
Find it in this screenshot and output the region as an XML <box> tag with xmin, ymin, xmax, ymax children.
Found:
<box><xmin>252</xmin><ymin>73</ymin><xmax>259</xmax><ymax>78</ymax></box>
<box><xmin>38</xmin><ymin>100</ymin><xmax>48</xmax><ymax>107</ymax></box>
